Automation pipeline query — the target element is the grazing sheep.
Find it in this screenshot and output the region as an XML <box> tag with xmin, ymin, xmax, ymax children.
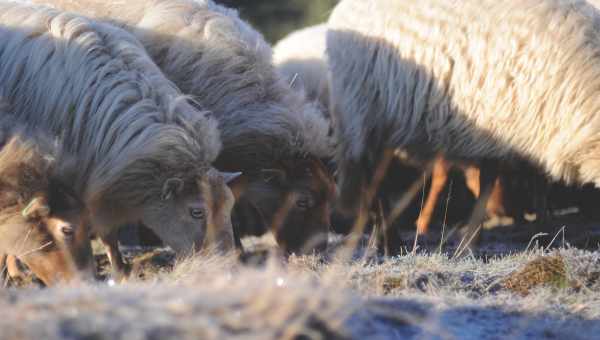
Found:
<box><xmin>0</xmin><ymin>2</ymin><xmax>237</xmax><ymax>278</ymax></box>
<box><xmin>272</xmin><ymin>24</ymin><xmax>518</xmax><ymax>239</ymax></box>
<box><xmin>0</xmin><ymin>118</ymin><xmax>94</xmax><ymax>286</ymax></box>
<box><xmin>36</xmin><ymin>0</ymin><xmax>336</xmax><ymax>254</ymax></box>
<box><xmin>327</xmin><ymin>0</ymin><xmax>600</xmax><ymax>249</ymax></box>
<box><xmin>274</xmin><ymin>23</ymin><xmax>366</xmax><ymax>238</ymax></box>
<box><xmin>274</xmin><ymin>24</ymin><xmax>330</xmax><ymax>116</ymax></box>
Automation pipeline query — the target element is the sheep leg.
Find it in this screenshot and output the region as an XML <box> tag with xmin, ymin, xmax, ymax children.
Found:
<box><xmin>455</xmin><ymin>160</ymin><xmax>499</xmax><ymax>257</ymax></box>
<box><xmin>415</xmin><ymin>156</ymin><xmax>450</xmax><ymax>235</ymax></box>
<box><xmin>500</xmin><ymin>166</ymin><xmax>523</xmax><ymax>223</ymax></box>
<box><xmin>231</xmin><ymin>199</ymin><xmax>268</xmax><ymax>253</ymax></box>
<box><xmin>499</xmin><ymin>165</ymin><xmax>528</xmax><ymax>224</ymax></box>
<box><xmin>372</xmin><ymin>199</ymin><xmax>402</xmax><ymax>256</ymax></box>
<box><xmin>464</xmin><ymin>165</ymin><xmax>481</xmax><ymax>198</ymax></box>
<box><xmin>233</xmin><ymin>227</ymin><xmax>243</xmax><ymax>251</ymax></box>
<box><xmin>465</xmin><ymin>165</ymin><xmax>509</xmax><ymax>219</ymax></box>
<box><xmin>101</xmin><ymin>231</ymin><xmax>130</xmax><ymax>282</ymax></box>
<box><xmin>5</xmin><ymin>255</ymin><xmax>24</xmax><ymax>279</ymax></box>
<box><xmin>0</xmin><ymin>254</ymin><xmax>27</xmax><ymax>286</ymax></box>
<box><xmin>231</xmin><ymin>203</ymin><xmax>244</xmax><ymax>251</ymax></box>
<box><xmin>486</xmin><ymin>177</ymin><xmax>507</xmax><ymax>218</ymax></box>
<box><xmin>0</xmin><ymin>254</ymin><xmax>6</xmax><ymax>285</ymax></box>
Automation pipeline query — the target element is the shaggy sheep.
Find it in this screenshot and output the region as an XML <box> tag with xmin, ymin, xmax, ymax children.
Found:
<box><xmin>0</xmin><ymin>2</ymin><xmax>237</xmax><ymax>278</ymax></box>
<box><xmin>36</xmin><ymin>0</ymin><xmax>336</xmax><ymax>254</ymax></box>
<box><xmin>272</xmin><ymin>24</ymin><xmax>517</xmax><ymax>239</ymax></box>
<box><xmin>327</xmin><ymin>0</ymin><xmax>600</xmax><ymax>248</ymax></box>
<box><xmin>0</xmin><ymin>118</ymin><xmax>94</xmax><ymax>286</ymax></box>
<box><xmin>274</xmin><ymin>24</ymin><xmax>330</xmax><ymax>117</ymax></box>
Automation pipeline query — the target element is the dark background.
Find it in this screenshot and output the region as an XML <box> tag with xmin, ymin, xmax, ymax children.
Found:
<box><xmin>216</xmin><ymin>0</ymin><xmax>338</xmax><ymax>43</ymax></box>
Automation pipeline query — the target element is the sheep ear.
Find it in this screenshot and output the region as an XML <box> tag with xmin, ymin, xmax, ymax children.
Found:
<box><xmin>161</xmin><ymin>178</ymin><xmax>184</xmax><ymax>201</ymax></box>
<box><xmin>260</xmin><ymin>168</ymin><xmax>287</xmax><ymax>184</ymax></box>
<box><xmin>221</xmin><ymin>171</ymin><xmax>242</xmax><ymax>184</ymax></box>
<box><xmin>22</xmin><ymin>197</ymin><xmax>50</xmax><ymax>218</ymax></box>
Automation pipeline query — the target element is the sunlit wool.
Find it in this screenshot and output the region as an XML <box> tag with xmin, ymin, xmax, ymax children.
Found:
<box><xmin>328</xmin><ymin>0</ymin><xmax>600</xmax><ymax>211</ymax></box>
<box><xmin>33</xmin><ymin>0</ymin><xmax>335</xmax><ymax>254</ymax></box>
<box><xmin>0</xmin><ymin>2</ymin><xmax>224</xmax><ymax>256</ymax></box>
<box><xmin>274</xmin><ymin>24</ymin><xmax>331</xmax><ymax>116</ymax></box>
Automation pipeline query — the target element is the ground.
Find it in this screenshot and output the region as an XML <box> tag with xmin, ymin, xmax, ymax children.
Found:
<box><xmin>2</xmin><ymin>213</ymin><xmax>600</xmax><ymax>339</ymax></box>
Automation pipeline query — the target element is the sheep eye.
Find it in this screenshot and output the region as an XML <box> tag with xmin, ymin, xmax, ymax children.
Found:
<box><xmin>189</xmin><ymin>208</ymin><xmax>205</xmax><ymax>220</ymax></box>
<box><xmin>61</xmin><ymin>226</ymin><xmax>75</xmax><ymax>239</ymax></box>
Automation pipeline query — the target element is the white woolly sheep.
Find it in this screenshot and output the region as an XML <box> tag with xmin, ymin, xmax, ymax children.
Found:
<box><xmin>274</xmin><ymin>24</ymin><xmax>330</xmax><ymax>116</ymax></box>
<box><xmin>37</xmin><ymin>0</ymin><xmax>336</xmax><ymax>255</ymax></box>
<box><xmin>327</xmin><ymin>0</ymin><xmax>600</xmax><ymax>246</ymax></box>
<box><xmin>0</xmin><ymin>2</ymin><xmax>238</xmax><ymax>278</ymax></box>
<box><xmin>272</xmin><ymin>22</ymin><xmax>524</xmax><ymax>241</ymax></box>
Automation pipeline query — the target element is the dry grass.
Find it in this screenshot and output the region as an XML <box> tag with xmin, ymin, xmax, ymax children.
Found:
<box><xmin>3</xmin><ymin>238</ymin><xmax>600</xmax><ymax>339</ymax></box>
<box><xmin>0</xmin><ymin>252</ymin><xmax>356</xmax><ymax>339</ymax></box>
<box><xmin>501</xmin><ymin>255</ymin><xmax>570</xmax><ymax>295</ymax></box>
<box><xmin>2</xmin><ymin>206</ymin><xmax>600</xmax><ymax>340</ymax></box>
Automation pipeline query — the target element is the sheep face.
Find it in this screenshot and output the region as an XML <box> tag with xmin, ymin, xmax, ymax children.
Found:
<box><xmin>0</xmin><ymin>135</ymin><xmax>95</xmax><ymax>286</ymax></box>
<box><xmin>139</xmin><ymin>178</ymin><xmax>210</xmax><ymax>256</ymax></box>
<box><xmin>140</xmin><ymin>169</ymin><xmax>238</xmax><ymax>256</ymax></box>
<box><xmin>241</xmin><ymin>157</ymin><xmax>335</xmax><ymax>254</ymax></box>
<box><xmin>14</xmin><ymin>185</ymin><xmax>94</xmax><ymax>286</ymax></box>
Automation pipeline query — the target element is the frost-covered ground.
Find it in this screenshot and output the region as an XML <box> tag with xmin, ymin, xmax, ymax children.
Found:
<box><xmin>3</xmin><ymin>220</ymin><xmax>600</xmax><ymax>340</ymax></box>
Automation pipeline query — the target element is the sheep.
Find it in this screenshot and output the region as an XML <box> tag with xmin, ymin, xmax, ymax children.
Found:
<box><xmin>35</xmin><ymin>0</ymin><xmax>336</xmax><ymax>255</ymax></box>
<box><xmin>272</xmin><ymin>24</ymin><xmax>523</xmax><ymax>239</ymax></box>
<box><xmin>327</xmin><ymin>0</ymin><xmax>600</xmax><ymax>251</ymax></box>
<box><xmin>274</xmin><ymin>24</ymin><xmax>331</xmax><ymax>117</ymax></box>
<box><xmin>0</xmin><ymin>2</ymin><xmax>238</xmax><ymax>278</ymax></box>
<box><xmin>0</xmin><ymin>117</ymin><xmax>94</xmax><ymax>286</ymax></box>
